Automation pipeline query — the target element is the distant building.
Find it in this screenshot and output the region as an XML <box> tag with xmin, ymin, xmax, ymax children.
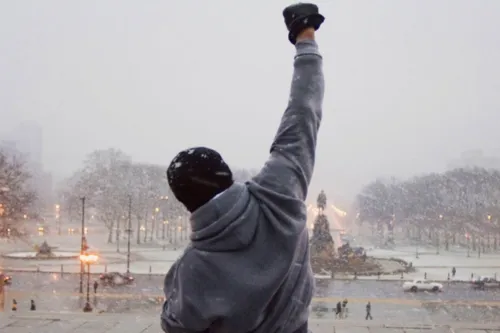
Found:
<box><xmin>447</xmin><ymin>150</ymin><xmax>500</xmax><ymax>171</ymax></box>
<box><xmin>1</xmin><ymin>121</ymin><xmax>53</xmax><ymax>212</ymax></box>
<box><xmin>6</xmin><ymin>121</ymin><xmax>43</xmax><ymax>170</ymax></box>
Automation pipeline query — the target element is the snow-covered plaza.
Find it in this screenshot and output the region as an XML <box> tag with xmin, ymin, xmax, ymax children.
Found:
<box><xmin>1</xmin><ymin>228</ymin><xmax>500</xmax><ymax>282</ymax></box>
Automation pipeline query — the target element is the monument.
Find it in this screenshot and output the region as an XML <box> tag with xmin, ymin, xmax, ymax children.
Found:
<box><xmin>310</xmin><ymin>191</ymin><xmax>336</xmax><ymax>274</ymax></box>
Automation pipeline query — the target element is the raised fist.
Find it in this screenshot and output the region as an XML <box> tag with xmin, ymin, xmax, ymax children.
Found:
<box><xmin>283</xmin><ymin>3</ymin><xmax>325</xmax><ymax>45</ymax></box>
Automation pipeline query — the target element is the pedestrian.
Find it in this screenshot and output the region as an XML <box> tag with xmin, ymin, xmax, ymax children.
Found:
<box><xmin>342</xmin><ymin>299</ymin><xmax>348</xmax><ymax>318</ymax></box>
<box><xmin>30</xmin><ymin>299</ymin><xmax>36</xmax><ymax>311</ymax></box>
<box><xmin>93</xmin><ymin>280</ymin><xmax>98</xmax><ymax>294</ymax></box>
<box><xmin>11</xmin><ymin>299</ymin><xmax>17</xmax><ymax>311</ymax></box>
<box><xmin>160</xmin><ymin>5</ymin><xmax>325</xmax><ymax>333</ymax></box>
<box><xmin>336</xmin><ymin>301</ymin><xmax>342</xmax><ymax>319</ymax></box>
<box><xmin>366</xmin><ymin>302</ymin><xmax>373</xmax><ymax>320</ymax></box>
<box><xmin>452</xmin><ymin>267</ymin><xmax>456</xmax><ymax>278</ymax></box>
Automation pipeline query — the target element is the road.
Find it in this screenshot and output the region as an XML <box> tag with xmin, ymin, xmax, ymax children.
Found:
<box><xmin>5</xmin><ymin>272</ymin><xmax>500</xmax><ymax>302</ymax></box>
<box><xmin>2</xmin><ymin>272</ymin><xmax>500</xmax><ymax>322</ymax></box>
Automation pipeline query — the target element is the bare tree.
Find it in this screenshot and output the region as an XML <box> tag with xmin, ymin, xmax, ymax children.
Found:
<box><xmin>0</xmin><ymin>150</ymin><xmax>37</xmax><ymax>238</ymax></box>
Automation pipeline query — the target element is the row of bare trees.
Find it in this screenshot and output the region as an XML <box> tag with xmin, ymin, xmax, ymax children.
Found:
<box><xmin>57</xmin><ymin>149</ymin><xmax>185</xmax><ymax>243</ymax></box>
<box><xmin>356</xmin><ymin>167</ymin><xmax>500</xmax><ymax>246</ymax></box>
<box><xmin>0</xmin><ymin>149</ymin><xmax>37</xmax><ymax>237</ymax></box>
<box><xmin>58</xmin><ymin>148</ymin><xmax>257</xmax><ymax>243</ymax></box>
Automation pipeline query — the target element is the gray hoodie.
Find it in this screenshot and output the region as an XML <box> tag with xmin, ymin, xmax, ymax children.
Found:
<box><xmin>161</xmin><ymin>39</ymin><xmax>324</xmax><ymax>333</ymax></box>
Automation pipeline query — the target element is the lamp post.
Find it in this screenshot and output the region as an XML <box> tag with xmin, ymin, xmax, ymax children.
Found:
<box><xmin>80</xmin><ymin>253</ymin><xmax>98</xmax><ymax>312</ymax></box>
<box><xmin>151</xmin><ymin>207</ymin><xmax>159</xmax><ymax>242</ymax></box>
<box><xmin>415</xmin><ymin>226</ymin><xmax>420</xmax><ymax>259</ymax></box>
<box><xmin>162</xmin><ymin>220</ymin><xmax>168</xmax><ymax>240</ymax></box>
<box><xmin>467</xmin><ymin>234</ymin><xmax>471</xmax><ymax>257</ymax></box>
<box><xmin>55</xmin><ymin>204</ymin><xmax>61</xmax><ymax>235</ymax></box>
<box><xmin>126</xmin><ymin>195</ymin><xmax>132</xmax><ymax>274</ymax></box>
<box><xmin>79</xmin><ymin>197</ymin><xmax>86</xmax><ymax>294</ymax></box>
<box><xmin>116</xmin><ymin>216</ymin><xmax>121</xmax><ymax>253</ymax></box>
<box><xmin>159</xmin><ymin>196</ymin><xmax>169</xmax><ymax>241</ymax></box>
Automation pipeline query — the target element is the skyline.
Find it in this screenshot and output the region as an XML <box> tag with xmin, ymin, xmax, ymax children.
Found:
<box><xmin>2</xmin><ymin>0</ymin><xmax>500</xmax><ymax>202</ymax></box>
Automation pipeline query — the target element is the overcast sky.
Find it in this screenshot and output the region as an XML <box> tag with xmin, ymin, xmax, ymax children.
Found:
<box><xmin>1</xmin><ymin>0</ymin><xmax>499</xmax><ymax>204</ymax></box>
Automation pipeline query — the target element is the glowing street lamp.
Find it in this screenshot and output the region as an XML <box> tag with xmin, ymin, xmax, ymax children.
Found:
<box><xmin>162</xmin><ymin>220</ymin><xmax>168</xmax><ymax>240</ymax></box>
<box><xmin>55</xmin><ymin>204</ymin><xmax>61</xmax><ymax>235</ymax></box>
<box><xmin>79</xmin><ymin>253</ymin><xmax>98</xmax><ymax>312</ymax></box>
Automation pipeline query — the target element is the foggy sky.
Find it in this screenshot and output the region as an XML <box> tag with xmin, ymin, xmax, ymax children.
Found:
<box><xmin>1</xmin><ymin>0</ymin><xmax>499</xmax><ymax>204</ymax></box>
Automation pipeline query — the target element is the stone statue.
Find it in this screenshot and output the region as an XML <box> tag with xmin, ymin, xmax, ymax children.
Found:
<box><xmin>317</xmin><ymin>190</ymin><xmax>327</xmax><ymax>212</ymax></box>
<box><xmin>310</xmin><ymin>191</ymin><xmax>335</xmax><ymax>273</ymax></box>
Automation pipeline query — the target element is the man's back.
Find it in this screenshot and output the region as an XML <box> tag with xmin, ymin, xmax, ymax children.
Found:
<box><xmin>161</xmin><ymin>181</ymin><xmax>312</xmax><ymax>333</ymax></box>
<box><xmin>161</xmin><ymin>6</ymin><xmax>325</xmax><ymax>332</ymax></box>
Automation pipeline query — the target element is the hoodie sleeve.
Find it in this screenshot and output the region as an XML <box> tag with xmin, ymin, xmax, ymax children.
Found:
<box><xmin>253</xmin><ymin>39</ymin><xmax>324</xmax><ymax>203</ymax></box>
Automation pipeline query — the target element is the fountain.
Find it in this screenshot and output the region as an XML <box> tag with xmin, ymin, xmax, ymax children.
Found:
<box><xmin>309</xmin><ymin>191</ymin><xmax>410</xmax><ymax>277</ymax></box>
<box><xmin>2</xmin><ymin>240</ymin><xmax>79</xmax><ymax>260</ymax></box>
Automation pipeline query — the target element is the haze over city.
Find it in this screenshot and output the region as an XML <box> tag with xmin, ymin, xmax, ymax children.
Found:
<box><xmin>2</xmin><ymin>0</ymin><xmax>500</xmax><ymax>203</ymax></box>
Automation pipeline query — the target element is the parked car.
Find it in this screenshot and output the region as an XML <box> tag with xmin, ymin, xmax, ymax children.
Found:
<box><xmin>471</xmin><ymin>276</ymin><xmax>500</xmax><ymax>290</ymax></box>
<box><xmin>99</xmin><ymin>272</ymin><xmax>134</xmax><ymax>286</ymax></box>
<box><xmin>403</xmin><ymin>279</ymin><xmax>443</xmax><ymax>292</ymax></box>
<box><xmin>0</xmin><ymin>273</ymin><xmax>12</xmax><ymax>285</ymax></box>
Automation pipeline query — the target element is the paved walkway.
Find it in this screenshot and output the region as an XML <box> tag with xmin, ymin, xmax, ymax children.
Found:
<box><xmin>1</xmin><ymin>312</ymin><xmax>499</xmax><ymax>333</ymax></box>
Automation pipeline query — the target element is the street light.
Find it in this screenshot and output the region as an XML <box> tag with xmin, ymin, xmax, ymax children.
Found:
<box><xmin>163</xmin><ymin>220</ymin><xmax>168</xmax><ymax>240</ymax></box>
<box><xmin>79</xmin><ymin>197</ymin><xmax>86</xmax><ymax>294</ymax></box>
<box><xmin>126</xmin><ymin>195</ymin><xmax>132</xmax><ymax>274</ymax></box>
<box><xmin>55</xmin><ymin>204</ymin><xmax>61</xmax><ymax>235</ymax></box>
<box><xmin>79</xmin><ymin>253</ymin><xmax>98</xmax><ymax>312</ymax></box>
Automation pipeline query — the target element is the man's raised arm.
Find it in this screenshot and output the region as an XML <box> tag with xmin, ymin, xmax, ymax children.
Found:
<box><xmin>253</xmin><ymin>4</ymin><xmax>325</xmax><ymax>202</ymax></box>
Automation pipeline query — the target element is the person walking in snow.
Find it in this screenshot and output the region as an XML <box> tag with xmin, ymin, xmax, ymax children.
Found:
<box><xmin>336</xmin><ymin>301</ymin><xmax>343</xmax><ymax>319</ymax></box>
<box><xmin>160</xmin><ymin>4</ymin><xmax>325</xmax><ymax>333</ymax></box>
<box><xmin>30</xmin><ymin>299</ymin><xmax>36</xmax><ymax>311</ymax></box>
<box><xmin>93</xmin><ymin>280</ymin><xmax>99</xmax><ymax>294</ymax></box>
<box><xmin>452</xmin><ymin>267</ymin><xmax>456</xmax><ymax>278</ymax></box>
<box><xmin>366</xmin><ymin>301</ymin><xmax>373</xmax><ymax>320</ymax></box>
<box><xmin>342</xmin><ymin>298</ymin><xmax>348</xmax><ymax>318</ymax></box>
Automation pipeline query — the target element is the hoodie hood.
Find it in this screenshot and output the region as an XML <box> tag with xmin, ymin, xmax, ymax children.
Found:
<box><xmin>189</xmin><ymin>182</ymin><xmax>258</xmax><ymax>251</ymax></box>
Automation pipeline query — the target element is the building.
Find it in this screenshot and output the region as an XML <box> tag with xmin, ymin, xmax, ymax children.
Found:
<box><xmin>1</xmin><ymin>121</ymin><xmax>53</xmax><ymax>212</ymax></box>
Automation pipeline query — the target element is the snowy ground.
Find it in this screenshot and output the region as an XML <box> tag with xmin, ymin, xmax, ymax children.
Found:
<box><xmin>365</xmin><ymin>246</ymin><xmax>500</xmax><ymax>281</ymax></box>
<box><xmin>0</xmin><ymin>228</ymin><xmax>187</xmax><ymax>275</ymax></box>
<box><xmin>2</xmin><ymin>231</ymin><xmax>500</xmax><ymax>280</ymax></box>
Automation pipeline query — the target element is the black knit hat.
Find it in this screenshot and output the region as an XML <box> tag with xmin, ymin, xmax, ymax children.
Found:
<box><xmin>166</xmin><ymin>147</ymin><xmax>234</xmax><ymax>213</ymax></box>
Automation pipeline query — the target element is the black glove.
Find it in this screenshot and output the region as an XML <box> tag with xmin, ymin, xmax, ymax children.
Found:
<box><xmin>283</xmin><ymin>3</ymin><xmax>325</xmax><ymax>45</ymax></box>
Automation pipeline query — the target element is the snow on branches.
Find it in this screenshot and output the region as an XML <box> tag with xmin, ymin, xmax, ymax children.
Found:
<box><xmin>59</xmin><ymin>148</ymin><xmax>257</xmax><ymax>244</ymax></box>
<box><xmin>59</xmin><ymin>148</ymin><xmax>186</xmax><ymax>243</ymax></box>
<box><xmin>356</xmin><ymin>167</ymin><xmax>500</xmax><ymax>234</ymax></box>
<box><xmin>0</xmin><ymin>149</ymin><xmax>37</xmax><ymax>237</ymax></box>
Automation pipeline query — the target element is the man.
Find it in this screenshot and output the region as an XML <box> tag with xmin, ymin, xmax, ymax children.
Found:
<box><xmin>335</xmin><ymin>301</ymin><xmax>342</xmax><ymax>319</ymax></box>
<box><xmin>342</xmin><ymin>298</ymin><xmax>348</xmax><ymax>318</ymax></box>
<box><xmin>365</xmin><ymin>302</ymin><xmax>373</xmax><ymax>320</ymax></box>
<box><xmin>161</xmin><ymin>3</ymin><xmax>325</xmax><ymax>333</ymax></box>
